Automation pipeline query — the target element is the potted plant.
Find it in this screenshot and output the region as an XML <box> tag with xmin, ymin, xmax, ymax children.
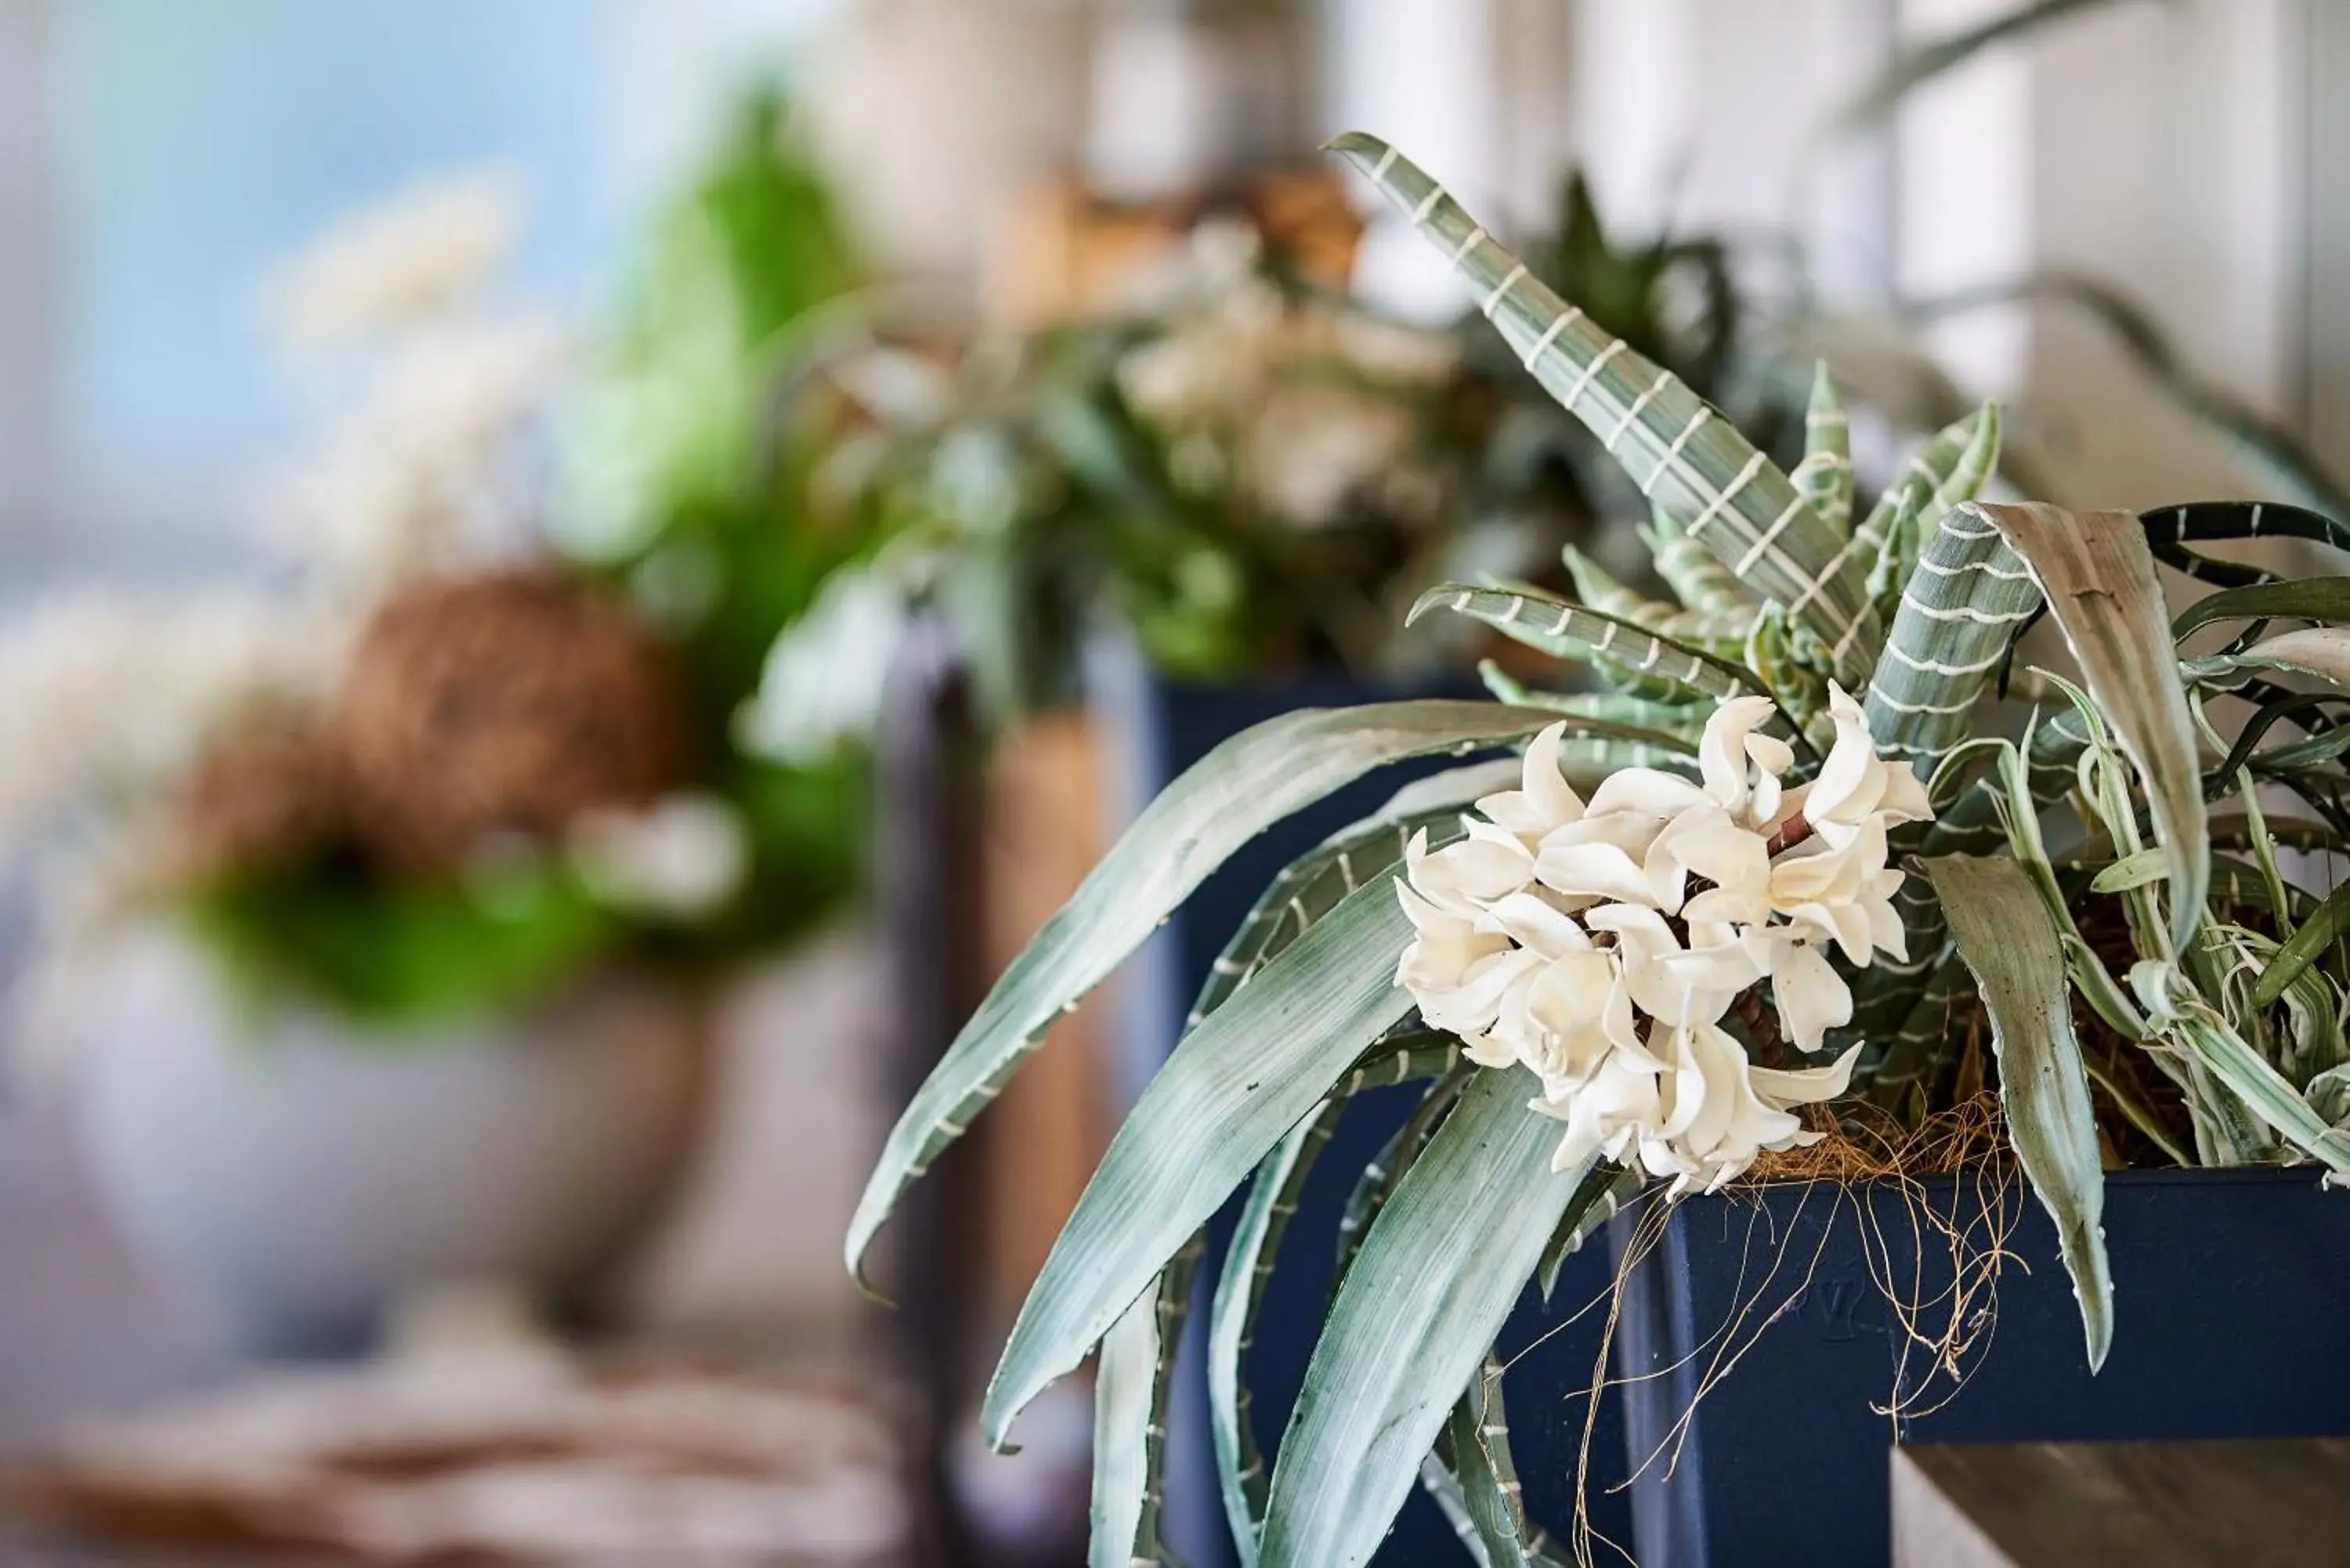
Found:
<box><xmin>851</xmin><ymin>131</ymin><xmax>2350</xmax><ymax>1568</ymax></box>
<box><xmin>17</xmin><ymin>94</ymin><xmax>880</xmax><ymax>1357</ymax></box>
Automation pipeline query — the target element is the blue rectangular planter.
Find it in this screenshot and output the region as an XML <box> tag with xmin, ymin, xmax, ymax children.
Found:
<box><xmin>1094</xmin><ymin>653</ymin><xmax>1634</xmax><ymax>1567</ymax></box>
<box><xmin>1611</xmin><ymin>1168</ymin><xmax>2350</xmax><ymax>1566</ymax></box>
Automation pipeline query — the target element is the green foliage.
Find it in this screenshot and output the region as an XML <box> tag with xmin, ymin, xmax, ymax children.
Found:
<box><xmin>190</xmin><ymin>857</ymin><xmax>620</xmax><ymax>1029</ymax></box>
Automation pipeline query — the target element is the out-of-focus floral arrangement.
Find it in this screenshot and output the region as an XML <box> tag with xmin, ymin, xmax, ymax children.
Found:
<box><xmin>739</xmin><ymin>165</ymin><xmax>1843</xmax><ymax>735</ymax></box>
<box><xmin>745</xmin><ymin>219</ymin><xmax>1590</xmax><ymax>726</ymax></box>
<box><xmin>5</xmin><ymin>92</ymin><xmax>880</xmax><ymax>1028</ymax></box>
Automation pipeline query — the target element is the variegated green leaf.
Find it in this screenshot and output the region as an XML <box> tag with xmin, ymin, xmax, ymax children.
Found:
<box><xmin>2171</xmin><ymin>576</ymin><xmax>2350</xmax><ymax>640</ymax></box>
<box><xmin>2153</xmin><ymin>990</ymin><xmax>2350</xmax><ymax>1176</ymax></box>
<box><xmin>2184</xmin><ymin>627</ymin><xmax>2350</xmax><ymax>688</ymax></box>
<box><xmin>1922</xmin><ymin>703</ymin><xmax>2092</xmax><ymax>858</ymax></box>
<box><xmin>1260</xmin><ymin>1066</ymin><xmax>1582</xmax><ymax>1568</ymax></box>
<box><xmin>1925</xmin><ymin>854</ymin><xmax>2112</xmax><ymax>1370</ymax></box>
<box><xmin>1980</xmin><ymin>503</ymin><xmax>2207</xmax><ymax>952</ymax></box>
<box><xmin>982</xmin><ymin>873</ymin><xmax>1419</xmax><ymax>1447</ymax></box>
<box><xmin>1331</xmin><ymin>133</ymin><xmax>1880</xmax><ymax>681</ymax></box>
<box><xmin>1862</xmin><ymin>500</ymin><xmax>2044</xmax><ymax>779</ymax></box>
<box><xmin>848</xmin><ymin>701</ymin><xmax>1560</xmax><ymax>1285</ymax></box>
<box><xmin>1792</xmin><ymin>361</ymin><xmax>1854</xmax><ymax>537</ymax></box>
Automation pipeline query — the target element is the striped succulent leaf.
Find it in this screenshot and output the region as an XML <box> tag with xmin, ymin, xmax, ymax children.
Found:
<box><xmin>1791</xmin><ymin>362</ymin><xmax>1855</xmax><ymax>536</ymax></box>
<box><xmin>1867</xmin><ymin>404</ymin><xmax>2002</xmax><ymax>623</ymax></box>
<box><xmin>1852</xmin><ymin>407</ymin><xmax>1983</xmax><ymax>591</ymax></box>
<box><xmin>2138</xmin><ymin>501</ymin><xmax>2350</xmax><ymax>588</ymax></box>
<box><xmin>1643</xmin><ymin>503</ymin><xmax>1757</xmax><ymax>623</ymax></box>
<box><xmin>1537</xmin><ymin>1165</ymin><xmax>1645</xmax><ymax>1298</ymax></box>
<box><xmin>1859</xmin><ymin>948</ymin><xmax>1969</xmax><ymax>1107</ymax></box>
<box><xmin>1474</xmin><ymin>663</ymin><xmax>1705</xmax><ymax>741</ymax></box>
<box><xmin>1423</xmin><ymin>1360</ymin><xmax>1554</xmax><ymax>1568</ymax></box>
<box><xmin>1412</xmin><ymin>583</ymin><xmax>1770</xmax><ymax>711</ymax></box>
<box><xmin>1331</xmin><ymin>132</ymin><xmax>1880</xmax><ymax>682</ymax></box>
<box><xmin>1210</xmin><ymin>1036</ymin><xmax>1470</xmax><ymax>1563</ymax></box>
<box><xmin>1744</xmin><ymin>604</ymin><xmax>1833</xmax><ymax>740</ymax></box>
<box><xmin>1564</xmin><ymin>546</ymin><xmax>1748</xmax><ymax>652</ymax></box>
<box><xmin>1092</xmin><ymin>1238</ymin><xmax>1202</xmax><ymax>1568</ymax></box>
<box><xmin>1922</xmin><ymin>703</ymin><xmax>2093</xmax><ymax>858</ymax></box>
<box><xmin>1861</xmin><ymin>500</ymin><xmax>2044</xmax><ymax>779</ymax></box>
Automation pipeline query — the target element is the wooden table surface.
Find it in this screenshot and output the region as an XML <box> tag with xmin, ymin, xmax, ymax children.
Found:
<box><xmin>1896</xmin><ymin>1438</ymin><xmax>2350</xmax><ymax>1567</ymax></box>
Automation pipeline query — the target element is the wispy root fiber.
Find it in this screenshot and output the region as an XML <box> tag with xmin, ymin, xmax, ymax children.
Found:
<box><xmin>1546</xmin><ymin>1096</ymin><xmax>2023</xmax><ymax>1566</ymax></box>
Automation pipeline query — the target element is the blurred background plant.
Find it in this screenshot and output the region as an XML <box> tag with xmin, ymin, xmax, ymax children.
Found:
<box><xmin>4</xmin><ymin>86</ymin><xmax>874</xmax><ymax>1031</ymax></box>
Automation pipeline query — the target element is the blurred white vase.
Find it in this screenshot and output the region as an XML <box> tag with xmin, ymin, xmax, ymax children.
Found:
<box><xmin>70</xmin><ymin>923</ymin><xmax>707</xmax><ymax>1357</ymax></box>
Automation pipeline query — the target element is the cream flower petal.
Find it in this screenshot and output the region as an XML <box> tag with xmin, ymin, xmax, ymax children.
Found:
<box><xmin>1771</xmin><ymin>941</ymin><xmax>1853</xmax><ymax>1053</ymax></box>
<box><xmin>1696</xmin><ymin>695</ymin><xmax>1778</xmax><ymax>816</ymax></box>
<box><xmin>1805</xmin><ymin>683</ymin><xmax>1889</xmax><ymax>828</ymax></box>
<box><xmin>1749</xmin><ymin>1043</ymin><xmax>1863</xmax><ymax>1105</ymax></box>
<box><xmin>1534</xmin><ymin>840</ymin><xmax>1658</xmax><ymax>906</ymax></box>
<box><xmin>1476</xmin><ymin>721</ymin><xmax>1588</xmax><ymax>841</ymax></box>
<box><xmin>1584</xmin><ymin>768</ymin><xmax>1709</xmax><ymax>821</ymax></box>
<box><xmin>1480</xmin><ymin>890</ymin><xmax>1591</xmax><ymax>959</ymax></box>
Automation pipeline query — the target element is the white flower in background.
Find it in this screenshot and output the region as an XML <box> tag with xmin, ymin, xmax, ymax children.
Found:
<box><xmin>257</xmin><ymin>315</ymin><xmax>568</xmax><ymax>590</ymax></box>
<box><xmin>268</xmin><ymin>168</ymin><xmax>526</xmax><ymax>351</ymax></box>
<box><xmin>0</xmin><ymin>589</ymin><xmax>324</xmax><ymax>874</ymax></box>
<box><xmin>1393</xmin><ymin>688</ymin><xmax>1930</xmax><ymax>1193</ymax></box>
<box><xmin>736</xmin><ymin>566</ymin><xmax>910</xmax><ymax>764</ymax></box>
<box><xmin>570</xmin><ymin>793</ymin><xmax>749</xmax><ymax>920</ymax></box>
<box><xmin>1112</xmin><ymin>226</ymin><xmax>1457</xmax><ymax>529</ymax></box>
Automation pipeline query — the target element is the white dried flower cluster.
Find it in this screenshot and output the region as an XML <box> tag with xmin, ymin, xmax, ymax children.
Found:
<box><xmin>256</xmin><ymin>316</ymin><xmax>568</xmax><ymax>590</ymax></box>
<box><xmin>1113</xmin><ymin>225</ymin><xmax>1455</xmax><ymax>529</ymax></box>
<box><xmin>267</xmin><ymin>168</ymin><xmax>526</xmax><ymax>351</ymax></box>
<box><xmin>257</xmin><ymin>168</ymin><xmax>566</xmax><ymax>593</ymax></box>
<box><xmin>0</xmin><ymin>589</ymin><xmax>325</xmax><ymax>873</ymax></box>
<box><xmin>1395</xmin><ymin>686</ymin><xmax>1934</xmax><ymax>1192</ymax></box>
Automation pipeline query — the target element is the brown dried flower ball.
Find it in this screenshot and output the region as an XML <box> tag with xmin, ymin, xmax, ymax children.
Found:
<box><xmin>157</xmin><ymin>711</ymin><xmax>349</xmax><ymax>889</ymax></box>
<box><xmin>337</xmin><ymin>569</ymin><xmax>694</xmax><ymax>873</ymax></box>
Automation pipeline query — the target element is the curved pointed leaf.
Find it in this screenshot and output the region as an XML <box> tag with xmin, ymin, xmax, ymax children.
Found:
<box><xmin>1210</xmin><ymin>1036</ymin><xmax>1467</xmax><ymax>1563</ymax></box>
<box><xmin>1925</xmin><ymin>854</ymin><xmax>2112</xmax><ymax>1371</ymax></box>
<box><xmin>1092</xmin><ymin>1240</ymin><xmax>1201</xmax><ymax>1568</ymax></box>
<box><xmin>1979</xmin><ymin>503</ymin><xmax>2207</xmax><ymax>952</ymax></box>
<box><xmin>1259</xmin><ymin>1066</ymin><xmax>1584</xmax><ymax>1568</ymax></box>
<box><xmin>1793</xmin><ymin>361</ymin><xmax>1854</xmax><ymax>536</ymax></box>
<box><xmin>1331</xmin><ymin>132</ymin><xmax>1879</xmax><ymax>681</ymax></box>
<box><xmin>2171</xmin><ymin>576</ymin><xmax>2350</xmax><ymax>640</ymax></box>
<box><xmin>848</xmin><ymin>700</ymin><xmax>1558</xmax><ymax>1284</ymax></box>
<box><xmin>2140</xmin><ymin>500</ymin><xmax>2350</xmax><ymax>590</ymax></box>
<box><xmin>982</xmin><ymin>873</ymin><xmax>1419</xmax><ymax>1447</ymax></box>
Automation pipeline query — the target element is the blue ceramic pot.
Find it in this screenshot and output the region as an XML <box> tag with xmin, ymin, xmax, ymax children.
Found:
<box><xmin>1611</xmin><ymin>1167</ymin><xmax>2350</xmax><ymax>1567</ymax></box>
